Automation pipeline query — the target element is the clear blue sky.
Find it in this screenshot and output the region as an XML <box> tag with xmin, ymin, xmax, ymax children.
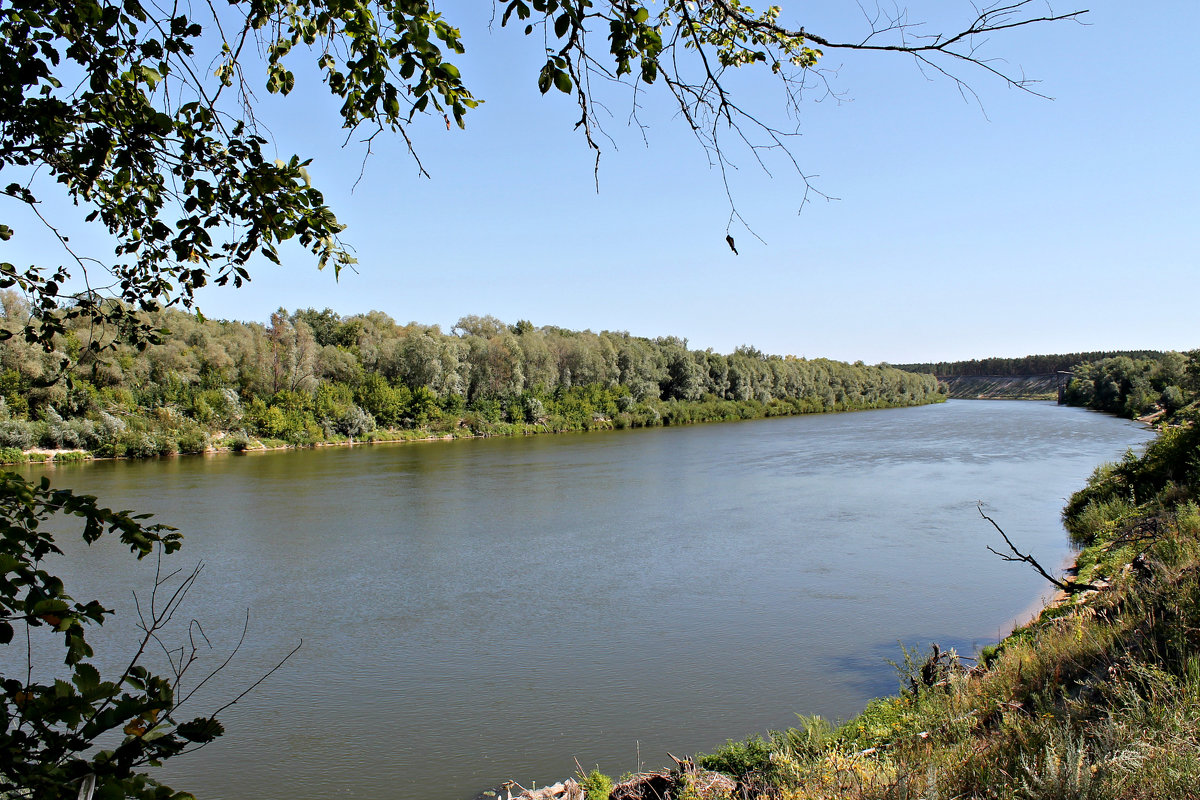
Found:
<box><xmin>16</xmin><ymin>1</ymin><xmax>1200</xmax><ymax>363</ymax></box>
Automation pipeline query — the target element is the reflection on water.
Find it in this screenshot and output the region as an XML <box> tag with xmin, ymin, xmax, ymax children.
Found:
<box><xmin>14</xmin><ymin>401</ymin><xmax>1151</xmax><ymax>800</ymax></box>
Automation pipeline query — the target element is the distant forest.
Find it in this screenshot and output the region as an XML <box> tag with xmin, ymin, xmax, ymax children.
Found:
<box><xmin>0</xmin><ymin>297</ymin><xmax>942</xmax><ymax>459</ymax></box>
<box><xmin>896</xmin><ymin>351</ymin><xmax>1166</xmax><ymax>377</ymax></box>
<box><xmin>1061</xmin><ymin>352</ymin><xmax>1198</xmax><ymax>419</ymax></box>
<box><xmin>899</xmin><ymin>350</ymin><xmax>1199</xmax><ymax>421</ymax></box>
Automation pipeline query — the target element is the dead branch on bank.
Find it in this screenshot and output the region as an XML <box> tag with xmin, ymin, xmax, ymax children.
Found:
<box><xmin>979</xmin><ymin>503</ymin><xmax>1096</xmax><ymax>595</ymax></box>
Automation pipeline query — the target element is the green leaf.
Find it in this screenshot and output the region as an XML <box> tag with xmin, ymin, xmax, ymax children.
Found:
<box><xmin>73</xmin><ymin>663</ymin><xmax>101</xmax><ymax>693</ymax></box>
<box><xmin>553</xmin><ymin>69</ymin><xmax>572</xmax><ymax>94</ymax></box>
<box><xmin>142</xmin><ymin>722</ymin><xmax>172</xmax><ymax>741</ymax></box>
<box><xmin>633</xmin><ymin>7</ymin><xmax>649</xmax><ymax>23</ymax></box>
<box><xmin>32</xmin><ymin>598</ymin><xmax>69</xmax><ymax>616</ymax></box>
<box><xmin>140</xmin><ymin>65</ymin><xmax>162</xmax><ymax>87</ymax></box>
<box><xmin>554</xmin><ymin>13</ymin><xmax>570</xmax><ymax>38</ymax></box>
<box><xmin>177</xmin><ymin>717</ymin><xmax>224</xmax><ymax>743</ymax></box>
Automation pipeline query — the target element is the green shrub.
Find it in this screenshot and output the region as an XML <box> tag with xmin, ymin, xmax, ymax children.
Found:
<box><xmin>838</xmin><ymin>695</ymin><xmax>922</xmax><ymax>752</ymax></box>
<box><xmin>1162</xmin><ymin>385</ymin><xmax>1187</xmax><ymax>412</ymax></box>
<box><xmin>176</xmin><ymin>428</ymin><xmax>209</xmax><ymax>454</ymax></box>
<box><xmin>226</xmin><ymin>431</ymin><xmax>251</xmax><ymax>452</ymax></box>
<box><xmin>0</xmin><ymin>421</ymin><xmax>34</xmax><ymax>450</ymax></box>
<box><xmin>154</xmin><ymin>433</ymin><xmax>178</xmax><ymax>456</ymax></box>
<box><xmin>697</xmin><ymin>734</ymin><xmax>773</xmax><ymax>778</ymax></box>
<box><xmin>97</xmin><ymin>385</ymin><xmax>137</xmax><ymax>412</ymax></box>
<box><xmin>1065</xmin><ymin>496</ymin><xmax>1136</xmax><ymax>546</ymax></box>
<box><xmin>1017</xmin><ymin>727</ymin><xmax>1097</xmax><ymax>800</ymax></box>
<box><xmin>52</xmin><ymin>451</ymin><xmax>88</xmax><ymax>463</ymax></box>
<box><xmin>39</xmin><ymin>407</ymin><xmax>96</xmax><ymax>450</ymax></box>
<box><xmin>579</xmin><ymin>768</ymin><xmax>613</xmax><ymax>800</ymax></box>
<box><xmin>773</xmin><ymin>715</ymin><xmax>835</xmax><ymax>761</ymax></box>
<box><xmin>117</xmin><ymin>430</ymin><xmax>160</xmax><ymax>459</ymax></box>
<box><xmin>0</xmin><ymin>446</ymin><xmax>24</xmax><ymax>464</ymax></box>
<box><xmin>336</xmin><ymin>404</ymin><xmax>376</xmax><ymax>438</ymax></box>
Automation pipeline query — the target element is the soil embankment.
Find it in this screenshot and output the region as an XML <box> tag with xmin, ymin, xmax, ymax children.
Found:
<box><xmin>937</xmin><ymin>374</ymin><xmax>1061</xmax><ymax>400</ymax></box>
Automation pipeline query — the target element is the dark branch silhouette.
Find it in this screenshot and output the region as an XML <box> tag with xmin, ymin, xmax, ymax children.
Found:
<box><xmin>979</xmin><ymin>503</ymin><xmax>1096</xmax><ymax>595</ymax></box>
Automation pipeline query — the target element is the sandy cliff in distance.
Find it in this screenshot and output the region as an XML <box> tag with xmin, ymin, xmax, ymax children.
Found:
<box><xmin>937</xmin><ymin>374</ymin><xmax>1062</xmax><ymax>400</ymax></box>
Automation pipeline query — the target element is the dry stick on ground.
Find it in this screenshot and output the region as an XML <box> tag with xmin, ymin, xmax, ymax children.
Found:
<box><xmin>979</xmin><ymin>503</ymin><xmax>1096</xmax><ymax>595</ymax></box>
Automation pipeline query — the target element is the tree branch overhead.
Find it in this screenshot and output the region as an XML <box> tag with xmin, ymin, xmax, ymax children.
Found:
<box><xmin>1</xmin><ymin>1</ymin><xmax>1087</xmax><ymax>357</ymax></box>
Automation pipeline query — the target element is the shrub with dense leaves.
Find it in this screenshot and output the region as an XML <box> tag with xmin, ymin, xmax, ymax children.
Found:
<box><xmin>0</xmin><ymin>472</ymin><xmax>227</xmax><ymax>799</ymax></box>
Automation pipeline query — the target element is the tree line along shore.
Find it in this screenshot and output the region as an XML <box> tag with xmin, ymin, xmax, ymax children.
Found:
<box><xmin>898</xmin><ymin>351</ymin><xmax>1196</xmax><ymax>416</ymax></box>
<box><xmin>0</xmin><ymin>298</ymin><xmax>942</xmax><ymax>463</ymax></box>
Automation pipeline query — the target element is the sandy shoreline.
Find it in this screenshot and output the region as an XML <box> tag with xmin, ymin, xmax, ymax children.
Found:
<box><xmin>5</xmin><ymin>430</ymin><xmax>486</xmax><ymax>466</ymax></box>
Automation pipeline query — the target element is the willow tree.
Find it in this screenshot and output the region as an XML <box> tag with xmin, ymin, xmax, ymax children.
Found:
<box><xmin>0</xmin><ymin>1</ymin><xmax>1084</xmax><ymax>797</ymax></box>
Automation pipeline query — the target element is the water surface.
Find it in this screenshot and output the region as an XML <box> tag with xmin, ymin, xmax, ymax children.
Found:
<box><xmin>14</xmin><ymin>401</ymin><xmax>1152</xmax><ymax>799</ymax></box>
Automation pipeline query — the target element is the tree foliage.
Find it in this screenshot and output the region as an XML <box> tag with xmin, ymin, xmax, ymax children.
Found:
<box><xmin>898</xmin><ymin>352</ymin><xmax>1169</xmax><ymax>379</ymax></box>
<box><xmin>0</xmin><ymin>299</ymin><xmax>943</xmax><ymax>452</ymax></box>
<box><xmin>0</xmin><ymin>472</ymin><xmax>232</xmax><ymax>799</ymax></box>
<box><xmin>1062</xmin><ymin>352</ymin><xmax>1199</xmax><ymax>420</ymax></box>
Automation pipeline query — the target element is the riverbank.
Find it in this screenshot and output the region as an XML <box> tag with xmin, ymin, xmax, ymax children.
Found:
<box><xmin>936</xmin><ymin>374</ymin><xmax>1060</xmax><ymax>400</ymax></box>
<box><xmin>519</xmin><ymin>418</ymin><xmax>1199</xmax><ymax>800</ymax></box>
<box><xmin>0</xmin><ymin>392</ymin><xmax>945</xmax><ymax>465</ymax></box>
<box><xmin>0</xmin><ymin>305</ymin><xmax>946</xmax><ymax>466</ymax></box>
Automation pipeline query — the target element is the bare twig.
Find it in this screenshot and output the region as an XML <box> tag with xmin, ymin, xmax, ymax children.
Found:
<box><xmin>979</xmin><ymin>503</ymin><xmax>1096</xmax><ymax>594</ymax></box>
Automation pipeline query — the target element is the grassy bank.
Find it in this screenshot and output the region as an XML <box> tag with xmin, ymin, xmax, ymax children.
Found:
<box><xmin>0</xmin><ymin>392</ymin><xmax>944</xmax><ymax>465</ymax></box>
<box><xmin>569</xmin><ymin>413</ymin><xmax>1200</xmax><ymax>800</ymax></box>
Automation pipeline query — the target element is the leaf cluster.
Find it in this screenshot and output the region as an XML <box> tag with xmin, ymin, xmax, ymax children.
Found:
<box><xmin>0</xmin><ymin>471</ymin><xmax>229</xmax><ymax>800</ymax></box>
<box><xmin>0</xmin><ymin>0</ymin><xmax>487</xmax><ymax>356</ymax></box>
<box><xmin>1062</xmin><ymin>351</ymin><xmax>1200</xmax><ymax>421</ymax></box>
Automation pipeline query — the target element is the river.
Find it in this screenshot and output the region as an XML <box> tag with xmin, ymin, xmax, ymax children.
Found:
<box><xmin>11</xmin><ymin>400</ymin><xmax>1152</xmax><ymax>799</ymax></box>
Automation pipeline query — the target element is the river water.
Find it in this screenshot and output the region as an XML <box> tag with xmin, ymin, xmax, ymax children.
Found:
<box><xmin>13</xmin><ymin>401</ymin><xmax>1152</xmax><ymax>799</ymax></box>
